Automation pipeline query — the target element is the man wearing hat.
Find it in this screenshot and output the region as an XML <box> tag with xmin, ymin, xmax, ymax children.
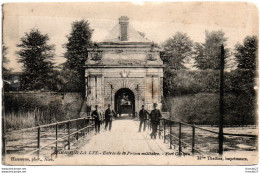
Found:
<box><xmin>138</xmin><ymin>105</ymin><xmax>149</xmax><ymax>132</ymax></box>
<box><xmin>104</xmin><ymin>104</ymin><xmax>116</xmax><ymax>131</ymax></box>
<box><xmin>91</xmin><ymin>105</ymin><xmax>102</xmax><ymax>133</ymax></box>
<box><xmin>149</xmin><ymin>103</ymin><xmax>162</xmax><ymax>139</ymax></box>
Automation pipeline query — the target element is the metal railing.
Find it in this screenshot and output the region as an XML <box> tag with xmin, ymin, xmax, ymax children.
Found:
<box><xmin>5</xmin><ymin>115</ymin><xmax>257</xmax><ymax>157</ymax></box>
<box><xmin>148</xmin><ymin>118</ymin><xmax>257</xmax><ymax>155</ymax></box>
<box><xmin>5</xmin><ymin>117</ymin><xmax>101</xmax><ymax>157</ymax></box>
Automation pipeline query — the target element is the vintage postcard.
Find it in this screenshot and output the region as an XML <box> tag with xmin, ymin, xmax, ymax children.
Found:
<box><xmin>1</xmin><ymin>2</ymin><xmax>258</xmax><ymax>165</ymax></box>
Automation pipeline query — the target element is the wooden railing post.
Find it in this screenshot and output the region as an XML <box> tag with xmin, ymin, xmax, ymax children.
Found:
<box><xmin>91</xmin><ymin>119</ymin><xmax>94</xmax><ymax>131</ymax></box>
<box><xmin>178</xmin><ymin>122</ymin><xmax>182</xmax><ymax>155</ymax></box>
<box><xmin>67</xmin><ymin>121</ymin><xmax>70</xmax><ymax>150</ymax></box>
<box><xmin>170</xmin><ymin>122</ymin><xmax>172</xmax><ymax>149</ymax></box>
<box><xmin>76</xmin><ymin>119</ymin><xmax>79</xmax><ymax>141</ymax></box>
<box><xmin>192</xmin><ymin>124</ymin><xmax>195</xmax><ymax>155</ymax></box>
<box><xmin>87</xmin><ymin>119</ymin><xmax>89</xmax><ymax>134</ymax></box>
<box><xmin>55</xmin><ymin>122</ymin><xmax>58</xmax><ymax>156</ymax></box>
<box><xmin>159</xmin><ymin>119</ymin><xmax>161</xmax><ymax>139</ymax></box>
<box><xmin>2</xmin><ymin>136</ymin><xmax>6</xmax><ymax>157</ymax></box>
<box><xmin>83</xmin><ymin>118</ymin><xmax>86</xmax><ymax>137</ymax></box>
<box><xmin>2</xmin><ymin>116</ymin><xmax>6</xmax><ymax>157</ymax></box>
<box><xmin>163</xmin><ymin>119</ymin><xmax>166</xmax><ymax>143</ymax></box>
<box><xmin>37</xmin><ymin>126</ymin><xmax>40</xmax><ymax>157</ymax></box>
<box><xmin>92</xmin><ymin>119</ymin><xmax>94</xmax><ymax>131</ymax></box>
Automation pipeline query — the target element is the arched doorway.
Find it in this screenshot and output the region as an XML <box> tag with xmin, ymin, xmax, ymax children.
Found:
<box><xmin>115</xmin><ymin>88</ymin><xmax>135</xmax><ymax>118</ymax></box>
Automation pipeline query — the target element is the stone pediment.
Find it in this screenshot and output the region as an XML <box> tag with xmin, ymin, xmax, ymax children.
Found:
<box><xmin>86</xmin><ymin>16</ymin><xmax>164</xmax><ymax>67</ymax></box>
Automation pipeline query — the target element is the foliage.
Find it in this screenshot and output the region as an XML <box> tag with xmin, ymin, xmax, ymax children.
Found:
<box><xmin>16</xmin><ymin>29</ymin><xmax>55</xmax><ymax>90</ymax></box>
<box><xmin>64</xmin><ymin>20</ymin><xmax>93</xmax><ymax>71</ymax></box>
<box><xmin>5</xmin><ymin>100</ymin><xmax>66</xmax><ymax>130</ymax></box>
<box><xmin>163</xmin><ymin>69</ymin><xmax>200</xmax><ymax>96</ymax></box>
<box><xmin>5</xmin><ymin>111</ymin><xmax>36</xmax><ymax>130</ymax></box>
<box><xmin>234</xmin><ymin>36</ymin><xmax>258</xmax><ymax>70</ymax></box>
<box><xmin>164</xmin><ymin>70</ymin><xmax>220</xmax><ymax>96</ymax></box>
<box><xmin>161</xmin><ymin>32</ymin><xmax>193</xmax><ymax>70</ymax></box>
<box><xmin>58</xmin><ymin>68</ymin><xmax>82</xmax><ymax>92</ymax></box>
<box><xmin>163</xmin><ymin>68</ymin><xmax>257</xmax><ymax>125</ymax></box>
<box><xmin>64</xmin><ymin>20</ymin><xmax>93</xmax><ymax>95</ymax></box>
<box><xmin>166</xmin><ymin>93</ymin><xmax>256</xmax><ymax>125</ymax></box>
<box><xmin>226</xmin><ymin>69</ymin><xmax>256</xmax><ymax>95</ymax></box>
<box><xmin>44</xmin><ymin>69</ymin><xmax>64</xmax><ymax>91</ymax></box>
<box><xmin>4</xmin><ymin>94</ymin><xmax>66</xmax><ymax>129</ymax></box>
<box><xmin>2</xmin><ymin>45</ymin><xmax>13</xmax><ymax>91</ymax></box>
<box><xmin>4</xmin><ymin>93</ymin><xmax>47</xmax><ymax>113</ymax></box>
<box><xmin>164</xmin><ymin>69</ymin><xmax>256</xmax><ymax>96</ymax></box>
<box><xmin>2</xmin><ymin>45</ymin><xmax>11</xmax><ymax>79</ymax></box>
<box><xmin>4</xmin><ymin>92</ymin><xmax>83</xmax><ymax>129</ymax></box>
<box><xmin>224</xmin><ymin>93</ymin><xmax>256</xmax><ymax>126</ymax></box>
<box><xmin>193</xmin><ymin>30</ymin><xmax>230</xmax><ymax>70</ymax></box>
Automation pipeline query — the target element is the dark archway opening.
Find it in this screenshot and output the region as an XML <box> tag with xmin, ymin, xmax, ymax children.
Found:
<box><xmin>115</xmin><ymin>88</ymin><xmax>135</xmax><ymax>119</ymax></box>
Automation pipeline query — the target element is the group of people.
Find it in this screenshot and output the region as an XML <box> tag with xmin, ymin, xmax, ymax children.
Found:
<box><xmin>91</xmin><ymin>104</ymin><xmax>115</xmax><ymax>133</ymax></box>
<box><xmin>138</xmin><ymin>103</ymin><xmax>162</xmax><ymax>139</ymax></box>
<box><xmin>90</xmin><ymin>103</ymin><xmax>162</xmax><ymax>139</ymax></box>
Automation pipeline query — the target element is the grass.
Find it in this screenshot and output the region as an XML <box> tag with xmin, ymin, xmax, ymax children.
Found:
<box><xmin>4</xmin><ymin>108</ymin><xmax>64</xmax><ymax>130</ymax></box>
<box><xmin>4</xmin><ymin>92</ymin><xmax>83</xmax><ymax>130</ymax></box>
<box><xmin>5</xmin><ymin>111</ymin><xmax>36</xmax><ymax>130</ymax></box>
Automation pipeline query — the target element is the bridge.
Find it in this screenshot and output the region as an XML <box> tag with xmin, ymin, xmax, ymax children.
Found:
<box><xmin>3</xmin><ymin>115</ymin><xmax>257</xmax><ymax>165</ymax></box>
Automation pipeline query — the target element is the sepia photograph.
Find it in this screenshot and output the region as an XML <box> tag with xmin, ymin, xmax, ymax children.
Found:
<box><xmin>1</xmin><ymin>2</ymin><xmax>258</xmax><ymax>166</ymax></box>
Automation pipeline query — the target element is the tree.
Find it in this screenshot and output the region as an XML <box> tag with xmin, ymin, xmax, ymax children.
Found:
<box><xmin>234</xmin><ymin>36</ymin><xmax>257</xmax><ymax>70</ymax></box>
<box><xmin>2</xmin><ymin>45</ymin><xmax>13</xmax><ymax>91</ymax></box>
<box><xmin>230</xmin><ymin>36</ymin><xmax>258</xmax><ymax>96</ymax></box>
<box><xmin>2</xmin><ymin>45</ymin><xmax>11</xmax><ymax>79</ymax></box>
<box><xmin>194</xmin><ymin>30</ymin><xmax>230</xmax><ymax>70</ymax></box>
<box><xmin>226</xmin><ymin>36</ymin><xmax>258</xmax><ymax>126</ymax></box>
<box><xmin>64</xmin><ymin>20</ymin><xmax>93</xmax><ymax>95</ymax></box>
<box><xmin>58</xmin><ymin>68</ymin><xmax>82</xmax><ymax>92</ymax></box>
<box><xmin>17</xmin><ymin>29</ymin><xmax>55</xmax><ymax>90</ymax></box>
<box><xmin>161</xmin><ymin>32</ymin><xmax>193</xmax><ymax>70</ymax></box>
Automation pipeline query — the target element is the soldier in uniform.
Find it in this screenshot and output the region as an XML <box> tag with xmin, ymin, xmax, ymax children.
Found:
<box><xmin>138</xmin><ymin>105</ymin><xmax>149</xmax><ymax>132</ymax></box>
<box><xmin>105</xmin><ymin>104</ymin><xmax>116</xmax><ymax>131</ymax></box>
<box><xmin>149</xmin><ymin>103</ymin><xmax>162</xmax><ymax>139</ymax></box>
<box><xmin>91</xmin><ymin>105</ymin><xmax>102</xmax><ymax>133</ymax></box>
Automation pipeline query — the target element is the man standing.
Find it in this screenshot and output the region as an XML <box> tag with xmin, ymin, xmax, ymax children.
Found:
<box><xmin>138</xmin><ymin>105</ymin><xmax>149</xmax><ymax>132</ymax></box>
<box><xmin>105</xmin><ymin>104</ymin><xmax>115</xmax><ymax>131</ymax></box>
<box><xmin>91</xmin><ymin>105</ymin><xmax>101</xmax><ymax>133</ymax></box>
<box><xmin>149</xmin><ymin>103</ymin><xmax>162</xmax><ymax>139</ymax></box>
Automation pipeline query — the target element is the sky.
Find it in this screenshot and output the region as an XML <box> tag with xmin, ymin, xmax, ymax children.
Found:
<box><xmin>3</xmin><ymin>2</ymin><xmax>259</xmax><ymax>72</ymax></box>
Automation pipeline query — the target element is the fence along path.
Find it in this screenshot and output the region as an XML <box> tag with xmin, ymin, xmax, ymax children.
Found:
<box><xmin>160</xmin><ymin>92</ymin><xmax>257</xmax><ymax>155</ymax></box>
<box><xmin>4</xmin><ymin>118</ymin><xmax>177</xmax><ymax>158</ymax></box>
<box><xmin>155</xmin><ymin>118</ymin><xmax>257</xmax><ymax>156</ymax></box>
<box><xmin>4</xmin><ymin>117</ymin><xmax>97</xmax><ymax>157</ymax></box>
<box><xmin>3</xmin><ymin>115</ymin><xmax>257</xmax><ymax>158</ymax></box>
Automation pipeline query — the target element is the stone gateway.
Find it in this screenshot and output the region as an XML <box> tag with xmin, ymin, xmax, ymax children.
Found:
<box><xmin>85</xmin><ymin>16</ymin><xmax>164</xmax><ymax>117</ymax></box>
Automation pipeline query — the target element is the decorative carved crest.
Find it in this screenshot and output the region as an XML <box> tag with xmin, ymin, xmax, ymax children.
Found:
<box><xmin>90</xmin><ymin>51</ymin><xmax>102</xmax><ymax>61</ymax></box>
<box><xmin>120</xmin><ymin>69</ymin><xmax>130</xmax><ymax>78</ymax></box>
<box><xmin>147</xmin><ymin>53</ymin><xmax>157</xmax><ymax>61</ymax></box>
